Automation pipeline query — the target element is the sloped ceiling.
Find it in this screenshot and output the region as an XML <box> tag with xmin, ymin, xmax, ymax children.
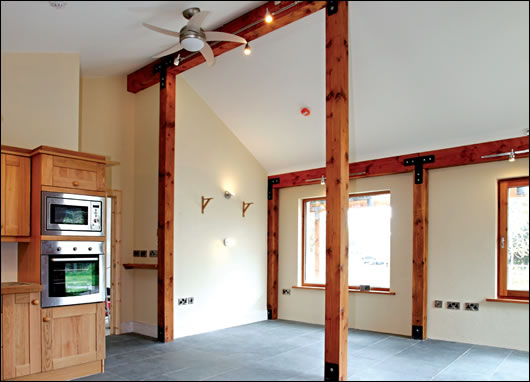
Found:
<box><xmin>182</xmin><ymin>1</ymin><xmax>529</xmax><ymax>174</ymax></box>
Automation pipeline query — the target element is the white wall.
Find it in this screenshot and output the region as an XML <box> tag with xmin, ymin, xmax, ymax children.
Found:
<box><xmin>428</xmin><ymin>159</ymin><xmax>529</xmax><ymax>351</ymax></box>
<box><xmin>278</xmin><ymin>174</ymin><xmax>413</xmax><ymax>336</ymax></box>
<box><xmin>0</xmin><ymin>243</ymin><xmax>18</xmax><ymax>282</ymax></box>
<box><xmin>173</xmin><ymin>77</ymin><xmax>268</xmax><ymax>338</ymax></box>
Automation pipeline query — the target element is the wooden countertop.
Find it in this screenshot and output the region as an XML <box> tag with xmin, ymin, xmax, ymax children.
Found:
<box><xmin>1</xmin><ymin>282</ymin><xmax>43</xmax><ymax>295</ymax></box>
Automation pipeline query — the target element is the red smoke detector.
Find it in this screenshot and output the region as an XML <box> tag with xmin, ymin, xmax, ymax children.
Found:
<box><xmin>300</xmin><ymin>107</ymin><xmax>311</xmax><ymax>117</ymax></box>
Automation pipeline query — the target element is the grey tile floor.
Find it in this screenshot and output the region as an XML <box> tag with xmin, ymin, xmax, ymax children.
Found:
<box><xmin>76</xmin><ymin>320</ymin><xmax>529</xmax><ymax>381</ymax></box>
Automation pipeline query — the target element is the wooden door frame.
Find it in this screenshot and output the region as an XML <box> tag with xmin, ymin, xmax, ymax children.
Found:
<box><xmin>106</xmin><ymin>189</ymin><xmax>122</xmax><ymax>335</ymax></box>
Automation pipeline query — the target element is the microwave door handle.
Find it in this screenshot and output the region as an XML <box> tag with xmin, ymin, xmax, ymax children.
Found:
<box><xmin>50</xmin><ymin>258</ymin><xmax>99</xmax><ymax>262</ymax></box>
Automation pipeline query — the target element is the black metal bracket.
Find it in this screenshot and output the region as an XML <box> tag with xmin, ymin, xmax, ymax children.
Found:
<box><xmin>404</xmin><ymin>155</ymin><xmax>435</xmax><ymax>184</ymax></box>
<box><xmin>327</xmin><ymin>1</ymin><xmax>338</xmax><ymax>16</ymax></box>
<box><xmin>268</xmin><ymin>178</ymin><xmax>280</xmax><ymax>200</ymax></box>
<box><xmin>412</xmin><ymin>325</ymin><xmax>424</xmax><ymax>340</ymax></box>
<box><xmin>324</xmin><ymin>362</ymin><xmax>339</xmax><ymax>381</ymax></box>
<box><xmin>153</xmin><ymin>57</ymin><xmax>174</xmax><ymax>89</ymax></box>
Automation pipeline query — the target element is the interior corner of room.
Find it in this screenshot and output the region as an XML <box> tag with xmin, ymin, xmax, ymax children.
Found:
<box><xmin>1</xmin><ymin>1</ymin><xmax>529</xmax><ymax>381</ymax></box>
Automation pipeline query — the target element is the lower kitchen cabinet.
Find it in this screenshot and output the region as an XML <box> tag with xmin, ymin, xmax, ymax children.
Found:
<box><xmin>1</xmin><ymin>292</ymin><xmax>42</xmax><ymax>380</ymax></box>
<box><xmin>41</xmin><ymin>303</ymin><xmax>105</xmax><ymax>372</ymax></box>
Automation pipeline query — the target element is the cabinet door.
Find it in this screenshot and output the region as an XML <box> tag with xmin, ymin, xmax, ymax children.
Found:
<box><xmin>42</xmin><ymin>303</ymin><xmax>105</xmax><ymax>372</ymax></box>
<box><xmin>4</xmin><ymin>154</ymin><xmax>31</xmax><ymax>236</ymax></box>
<box><xmin>1</xmin><ymin>153</ymin><xmax>5</xmax><ymax>236</ymax></box>
<box><xmin>1</xmin><ymin>292</ymin><xmax>42</xmax><ymax>379</ymax></box>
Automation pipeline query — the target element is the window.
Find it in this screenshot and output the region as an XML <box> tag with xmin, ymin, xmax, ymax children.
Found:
<box><xmin>302</xmin><ymin>191</ymin><xmax>391</xmax><ymax>290</ymax></box>
<box><xmin>498</xmin><ymin>178</ymin><xmax>529</xmax><ymax>299</ymax></box>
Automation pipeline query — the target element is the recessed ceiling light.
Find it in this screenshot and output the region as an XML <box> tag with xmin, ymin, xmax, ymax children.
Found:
<box><xmin>49</xmin><ymin>1</ymin><xmax>67</xmax><ymax>9</ymax></box>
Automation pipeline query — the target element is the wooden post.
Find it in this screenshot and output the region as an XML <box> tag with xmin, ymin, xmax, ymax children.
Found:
<box><xmin>157</xmin><ymin>73</ymin><xmax>175</xmax><ymax>342</ymax></box>
<box><xmin>412</xmin><ymin>169</ymin><xmax>428</xmax><ymax>340</ymax></box>
<box><xmin>324</xmin><ymin>1</ymin><xmax>349</xmax><ymax>380</ymax></box>
<box><xmin>267</xmin><ymin>187</ymin><xmax>279</xmax><ymax>320</ymax></box>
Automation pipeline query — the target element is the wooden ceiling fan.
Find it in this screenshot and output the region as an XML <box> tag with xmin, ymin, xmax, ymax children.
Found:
<box><xmin>143</xmin><ymin>7</ymin><xmax>247</xmax><ymax>66</ymax></box>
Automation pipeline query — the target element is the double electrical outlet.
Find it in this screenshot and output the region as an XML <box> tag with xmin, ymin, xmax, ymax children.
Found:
<box><xmin>133</xmin><ymin>250</ymin><xmax>158</xmax><ymax>257</ymax></box>
<box><xmin>434</xmin><ymin>300</ymin><xmax>479</xmax><ymax>311</ymax></box>
<box><xmin>178</xmin><ymin>297</ymin><xmax>195</xmax><ymax>306</ymax></box>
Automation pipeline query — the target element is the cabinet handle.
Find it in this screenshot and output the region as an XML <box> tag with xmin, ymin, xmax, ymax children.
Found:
<box><xmin>31</xmin><ymin>299</ymin><xmax>39</xmax><ymax>305</ymax></box>
<box><xmin>73</xmin><ymin>180</ymin><xmax>80</xmax><ymax>187</ymax></box>
<box><xmin>43</xmin><ymin>317</ymin><xmax>51</xmax><ymax>323</ymax></box>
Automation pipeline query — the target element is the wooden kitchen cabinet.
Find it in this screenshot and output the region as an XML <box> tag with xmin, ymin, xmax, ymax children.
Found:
<box><xmin>41</xmin><ymin>303</ymin><xmax>105</xmax><ymax>372</ymax></box>
<box><xmin>1</xmin><ymin>153</ymin><xmax>31</xmax><ymax>238</ymax></box>
<box><xmin>1</xmin><ymin>290</ymin><xmax>42</xmax><ymax>380</ymax></box>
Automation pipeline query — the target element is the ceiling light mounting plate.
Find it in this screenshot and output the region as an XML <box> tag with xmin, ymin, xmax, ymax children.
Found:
<box><xmin>183</xmin><ymin>7</ymin><xmax>201</xmax><ymax>20</ymax></box>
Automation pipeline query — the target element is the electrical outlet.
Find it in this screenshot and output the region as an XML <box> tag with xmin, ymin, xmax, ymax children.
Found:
<box><xmin>133</xmin><ymin>250</ymin><xmax>141</xmax><ymax>257</ymax></box>
<box><xmin>178</xmin><ymin>298</ymin><xmax>187</xmax><ymax>306</ymax></box>
<box><xmin>187</xmin><ymin>297</ymin><xmax>194</xmax><ymax>304</ymax></box>
<box><xmin>465</xmin><ymin>303</ymin><xmax>479</xmax><ymax>311</ymax></box>
<box><xmin>434</xmin><ymin>300</ymin><xmax>443</xmax><ymax>308</ymax></box>
<box><xmin>447</xmin><ymin>301</ymin><xmax>460</xmax><ymax>310</ymax></box>
<box><xmin>360</xmin><ymin>285</ymin><xmax>371</xmax><ymax>291</ymax></box>
<box><xmin>140</xmin><ymin>250</ymin><xmax>147</xmax><ymax>257</ymax></box>
<box><xmin>149</xmin><ymin>250</ymin><xmax>158</xmax><ymax>257</ymax></box>
<box><xmin>282</xmin><ymin>289</ymin><xmax>291</xmax><ymax>295</ymax></box>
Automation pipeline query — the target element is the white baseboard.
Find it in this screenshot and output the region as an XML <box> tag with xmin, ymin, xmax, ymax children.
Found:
<box><xmin>120</xmin><ymin>321</ymin><xmax>157</xmax><ymax>338</ymax></box>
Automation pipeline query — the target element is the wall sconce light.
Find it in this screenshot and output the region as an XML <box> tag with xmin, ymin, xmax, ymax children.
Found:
<box><xmin>201</xmin><ymin>196</ymin><xmax>213</xmax><ymax>214</ymax></box>
<box><xmin>242</xmin><ymin>201</ymin><xmax>254</xmax><ymax>217</ymax></box>
<box><xmin>224</xmin><ymin>191</ymin><xmax>234</xmax><ymax>199</ymax></box>
<box><xmin>223</xmin><ymin>238</ymin><xmax>235</xmax><ymax>247</ymax></box>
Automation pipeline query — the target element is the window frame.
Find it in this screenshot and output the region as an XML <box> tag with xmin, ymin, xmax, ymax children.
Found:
<box><xmin>497</xmin><ymin>177</ymin><xmax>529</xmax><ymax>300</ymax></box>
<box><xmin>301</xmin><ymin>190</ymin><xmax>391</xmax><ymax>291</ymax></box>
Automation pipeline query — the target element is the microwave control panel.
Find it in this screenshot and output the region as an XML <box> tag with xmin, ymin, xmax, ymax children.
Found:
<box><xmin>91</xmin><ymin>202</ymin><xmax>102</xmax><ymax>231</ymax></box>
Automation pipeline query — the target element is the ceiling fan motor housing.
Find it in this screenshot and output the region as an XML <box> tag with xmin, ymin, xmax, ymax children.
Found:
<box><xmin>180</xmin><ymin>25</ymin><xmax>206</xmax><ymax>52</ymax></box>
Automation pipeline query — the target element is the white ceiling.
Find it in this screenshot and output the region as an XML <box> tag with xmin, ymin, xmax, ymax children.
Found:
<box><xmin>2</xmin><ymin>1</ymin><xmax>529</xmax><ymax>175</ymax></box>
<box><xmin>0</xmin><ymin>1</ymin><xmax>266</xmax><ymax>76</ymax></box>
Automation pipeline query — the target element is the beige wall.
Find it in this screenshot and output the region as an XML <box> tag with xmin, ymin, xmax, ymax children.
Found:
<box><xmin>1</xmin><ymin>53</ymin><xmax>80</xmax><ymax>150</ymax></box>
<box><xmin>278</xmin><ymin>173</ymin><xmax>413</xmax><ymax>336</ymax></box>
<box><xmin>428</xmin><ymin>159</ymin><xmax>529</xmax><ymax>351</ymax></box>
<box><xmin>0</xmin><ymin>243</ymin><xmax>18</xmax><ymax>282</ymax></box>
<box><xmin>79</xmin><ymin>76</ymin><xmax>136</xmax><ymax>325</ymax></box>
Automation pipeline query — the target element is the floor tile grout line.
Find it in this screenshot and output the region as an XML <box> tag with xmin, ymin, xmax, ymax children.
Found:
<box><xmin>487</xmin><ymin>350</ymin><xmax>513</xmax><ymax>381</ymax></box>
<box><xmin>429</xmin><ymin>346</ymin><xmax>473</xmax><ymax>381</ymax></box>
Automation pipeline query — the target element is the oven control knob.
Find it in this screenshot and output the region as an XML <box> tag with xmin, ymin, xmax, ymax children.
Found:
<box><xmin>56</xmin><ymin>247</ymin><xmax>61</xmax><ymax>252</ymax></box>
<box><xmin>73</xmin><ymin>247</ymin><xmax>77</xmax><ymax>251</ymax></box>
<box><xmin>88</xmin><ymin>247</ymin><xmax>92</xmax><ymax>251</ymax></box>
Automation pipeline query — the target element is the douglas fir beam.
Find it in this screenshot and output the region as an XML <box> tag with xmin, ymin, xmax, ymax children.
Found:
<box><xmin>411</xmin><ymin>169</ymin><xmax>429</xmax><ymax>340</ymax></box>
<box><xmin>127</xmin><ymin>1</ymin><xmax>326</xmax><ymax>93</ymax></box>
<box><xmin>157</xmin><ymin>71</ymin><xmax>175</xmax><ymax>343</ymax></box>
<box><xmin>267</xmin><ymin>182</ymin><xmax>280</xmax><ymax>320</ymax></box>
<box><xmin>324</xmin><ymin>2</ymin><xmax>349</xmax><ymax>381</ymax></box>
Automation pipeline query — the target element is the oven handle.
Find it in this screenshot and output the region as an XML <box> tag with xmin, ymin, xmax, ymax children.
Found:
<box><xmin>50</xmin><ymin>258</ymin><xmax>99</xmax><ymax>262</ymax></box>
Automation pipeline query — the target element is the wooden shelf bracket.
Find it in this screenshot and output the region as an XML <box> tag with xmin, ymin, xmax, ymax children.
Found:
<box><xmin>201</xmin><ymin>196</ymin><xmax>214</xmax><ymax>214</ymax></box>
<box><xmin>242</xmin><ymin>201</ymin><xmax>254</xmax><ymax>217</ymax></box>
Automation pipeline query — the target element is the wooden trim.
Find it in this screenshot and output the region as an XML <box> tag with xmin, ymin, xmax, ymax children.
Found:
<box><xmin>1</xmin><ymin>145</ymin><xmax>32</xmax><ymax>157</ymax></box>
<box><xmin>267</xmin><ymin>188</ymin><xmax>279</xmax><ymax>320</ymax></box>
<box><xmin>1</xmin><ymin>236</ymin><xmax>31</xmax><ymax>242</ymax></box>
<box><xmin>157</xmin><ymin>73</ymin><xmax>175</xmax><ymax>343</ymax></box>
<box><xmin>324</xmin><ymin>2</ymin><xmax>349</xmax><ymax>380</ymax></box>
<box><xmin>269</xmin><ymin>136</ymin><xmax>529</xmax><ymax>189</ymax></box>
<box><xmin>1</xmin><ymin>283</ymin><xmax>42</xmax><ymax>295</ymax></box>
<box><xmin>497</xmin><ymin>177</ymin><xmax>529</xmax><ymax>299</ymax></box>
<box><xmin>107</xmin><ymin>189</ymin><xmax>123</xmax><ymax>335</ymax></box>
<box><xmin>41</xmin><ymin>185</ymin><xmax>106</xmax><ymax>197</ymax></box>
<box><xmin>6</xmin><ymin>360</ymin><xmax>104</xmax><ymax>381</ymax></box>
<box><xmin>411</xmin><ymin>169</ymin><xmax>429</xmax><ymax>340</ymax></box>
<box><xmin>486</xmin><ymin>298</ymin><xmax>529</xmax><ymax>305</ymax></box>
<box><xmin>40</xmin><ymin>235</ymin><xmax>105</xmax><ymax>242</ymax></box>
<box><xmin>127</xmin><ymin>1</ymin><xmax>326</xmax><ymax>93</ymax></box>
<box><xmin>123</xmin><ymin>263</ymin><xmax>158</xmax><ymax>270</ymax></box>
<box><xmin>292</xmin><ymin>286</ymin><xmax>396</xmax><ymax>295</ymax></box>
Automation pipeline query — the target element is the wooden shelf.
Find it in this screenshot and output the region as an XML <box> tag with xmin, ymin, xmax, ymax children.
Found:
<box><xmin>486</xmin><ymin>298</ymin><xmax>528</xmax><ymax>305</ymax></box>
<box><xmin>292</xmin><ymin>285</ymin><xmax>396</xmax><ymax>295</ymax></box>
<box><xmin>122</xmin><ymin>263</ymin><xmax>158</xmax><ymax>270</ymax></box>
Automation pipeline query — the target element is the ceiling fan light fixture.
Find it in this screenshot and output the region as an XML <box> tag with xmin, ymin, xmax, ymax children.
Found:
<box><xmin>265</xmin><ymin>8</ymin><xmax>273</xmax><ymax>23</ymax></box>
<box><xmin>181</xmin><ymin>35</ymin><xmax>205</xmax><ymax>52</ymax></box>
<box><xmin>243</xmin><ymin>43</ymin><xmax>252</xmax><ymax>56</ymax></box>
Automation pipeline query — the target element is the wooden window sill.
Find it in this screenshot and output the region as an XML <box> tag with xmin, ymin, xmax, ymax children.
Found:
<box><xmin>292</xmin><ymin>286</ymin><xmax>396</xmax><ymax>295</ymax></box>
<box><xmin>486</xmin><ymin>298</ymin><xmax>529</xmax><ymax>305</ymax></box>
<box><xmin>122</xmin><ymin>263</ymin><xmax>158</xmax><ymax>270</ymax></box>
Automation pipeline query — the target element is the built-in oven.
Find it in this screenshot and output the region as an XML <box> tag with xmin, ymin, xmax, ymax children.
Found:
<box><xmin>41</xmin><ymin>241</ymin><xmax>105</xmax><ymax>308</ymax></box>
<box><xmin>42</xmin><ymin>191</ymin><xmax>104</xmax><ymax>236</ymax></box>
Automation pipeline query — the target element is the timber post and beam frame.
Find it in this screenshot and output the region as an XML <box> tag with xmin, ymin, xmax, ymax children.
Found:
<box><xmin>324</xmin><ymin>1</ymin><xmax>350</xmax><ymax>380</ymax></box>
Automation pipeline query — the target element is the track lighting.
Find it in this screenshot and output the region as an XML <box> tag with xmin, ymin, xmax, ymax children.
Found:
<box><xmin>508</xmin><ymin>149</ymin><xmax>516</xmax><ymax>162</ymax></box>
<box><xmin>243</xmin><ymin>43</ymin><xmax>252</xmax><ymax>56</ymax></box>
<box><xmin>173</xmin><ymin>54</ymin><xmax>181</xmax><ymax>66</ymax></box>
<box><xmin>265</xmin><ymin>8</ymin><xmax>273</xmax><ymax>23</ymax></box>
<box><xmin>481</xmin><ymin>148</ymin><xmax>529</xmax><ymax>161</ymax></box>
<box><xmin>320</xmin><ymin>176</ymin><xmax>326</xmax><ymax>185</ymax></box>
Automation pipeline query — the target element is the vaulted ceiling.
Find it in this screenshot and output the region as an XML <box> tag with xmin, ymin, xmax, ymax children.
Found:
<box><xmin>2</xmin><ymin>1</ymin><xmax>528</xmax><ymax>174</ymax></box>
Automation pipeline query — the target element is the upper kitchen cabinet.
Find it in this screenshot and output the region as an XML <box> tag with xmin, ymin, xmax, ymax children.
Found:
<box><xmin>1</xmin><ymin>147</ymin><xmax>31</xmax><ymax>239</ymax></box>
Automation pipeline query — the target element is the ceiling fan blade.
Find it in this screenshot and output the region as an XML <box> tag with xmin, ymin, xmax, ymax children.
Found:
<box><xmin>143</xmin><ymin>23</ymin><xmax>180</xmax><ymax>38</ymax></box>
<box><xmin>200</xmin><ymin>44</ymin><xmax>215</xmax><ymax>67</ymax></box>
<box><xmin>188</xmin><ymin>10</ymin><xmax>210</xmax><ymax>29</ymax></box>
<box><xmin>152</xmin><ymin>43</ymin><xmax>183</xmax><ymax>58</ymax></box>
<box><xmin>204</xmin><ymin>31</ymin><xmax>247</xmax><ymax>44</ymax></box>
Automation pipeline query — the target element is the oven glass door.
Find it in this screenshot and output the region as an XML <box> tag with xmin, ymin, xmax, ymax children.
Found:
<box><xmin>49</xmin><ymin>256</ymin><xmax>100</xmax><ymax>298</ymax></box>
<box><xmin>50</xmin><ymin>203</ymin><xmax>90</xmax><ymax>226</ymax></box>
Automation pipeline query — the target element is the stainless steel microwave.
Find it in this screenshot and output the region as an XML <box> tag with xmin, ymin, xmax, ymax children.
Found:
<box><xmin>41</xmin><ymin>192</ymin><xmax>105</xmax><ymax>236</ymax></box>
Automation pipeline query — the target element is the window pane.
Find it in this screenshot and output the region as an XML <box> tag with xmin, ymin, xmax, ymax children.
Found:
<box><xmin>507</xmin><ymin>185</ymin><xmax>529</xmax><ymax>291</ymax></box>
<box><xmin>304</xmin><ymin>199</ymin><xmax>326</xmax><ymax>284</ymax></box>
<box><xmin>348</xmin><ymin>193</ymin><xmax>391</xmax><ymax>288</ymax></box>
